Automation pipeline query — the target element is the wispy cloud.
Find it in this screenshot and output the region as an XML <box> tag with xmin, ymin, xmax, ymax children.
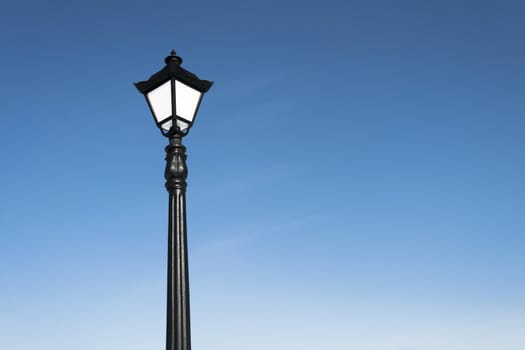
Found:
<box><xmin>192</xmin><ymin>212</ymin><xmax>333</xmax><ymax>259</ymax></box>
<box><xmin>193</xmin><ymin>164</ymin><xmax>295</xmax><ymax>201</ymax></box>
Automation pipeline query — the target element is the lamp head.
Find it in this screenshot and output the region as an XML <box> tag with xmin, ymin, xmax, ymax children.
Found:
<box><xmin>135</xmin><ymin>50</ymin><xmax>213</xmax><ymax>137</ymax></box>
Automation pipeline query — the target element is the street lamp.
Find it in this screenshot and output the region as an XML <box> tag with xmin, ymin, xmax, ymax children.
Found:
<box><xmin>134</xmin><ymin>50</ymin><xmax>213</xmax><ymax>350</ymax></box>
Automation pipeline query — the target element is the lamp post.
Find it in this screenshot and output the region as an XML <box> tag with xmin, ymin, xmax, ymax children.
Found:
<box><xmin>134</xmin><ymin>50</ymin><xmax>213</xmax><ymax>350</ymax></box>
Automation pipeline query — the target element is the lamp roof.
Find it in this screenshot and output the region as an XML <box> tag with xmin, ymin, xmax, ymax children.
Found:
<box><xmin>134</xmin><ymin>50</ymin><xmax>213</xmax><ymax>95</ymax></box>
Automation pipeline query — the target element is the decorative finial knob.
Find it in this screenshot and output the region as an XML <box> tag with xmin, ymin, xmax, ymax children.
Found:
<box><xmin>165</xmin><ymin>50</ymin><xmax>183</xmax><ymax>65</ymax></box>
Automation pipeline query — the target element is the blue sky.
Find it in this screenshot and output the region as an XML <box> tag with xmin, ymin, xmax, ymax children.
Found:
<box><xmin>1</xmin><ymin>1</ymin><xmax>524</xmax><ymax>349</ymax></box>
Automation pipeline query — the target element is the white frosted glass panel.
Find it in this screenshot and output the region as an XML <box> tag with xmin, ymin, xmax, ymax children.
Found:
<box><xmin>147</xmin><ymin>81</ymin><xmax>172</xmax><ymax>123</ymax></box>
<box><xmin>161</xmin><ymin>119</ymin><xmax>172</xmax><ymax>131</ymax></box>
<box><xmin>160</xmin><ymin>119</ymin><xmax>189</xmax><ymax>132</ymax></box>
<box><xmin>175</xmin><ymin>80</ymin><xmax>201</xmax><ymax>122</ymax></box>
<box><xmin>177</xmin><ymin>120</ymin><xmax>189</xmax><ymax>131</ymax></box>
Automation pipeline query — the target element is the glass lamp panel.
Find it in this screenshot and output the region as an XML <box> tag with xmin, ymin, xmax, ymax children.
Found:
<box><xmin>160</xmin><ymin>119</ymin><xmax>172</xmax><ymax>131</ymax></box>
<box><xmin>175</xmin><ymin>80</ymin><xmax>202</xmax><ymax>122</ymax></box>
<box><xmin>159</xmin><ymin>119</ymin><xmax>190</xmax><ymax>133</ymax></box>
<box><xmin>146</xmin><ymin>81</ymin><xmax>172</xmax><ymax>123</ymax></box>
<box><xmin>177</xmin><ymin>119</ymin><xmax>190</xmax><ymax>131</ymax></box>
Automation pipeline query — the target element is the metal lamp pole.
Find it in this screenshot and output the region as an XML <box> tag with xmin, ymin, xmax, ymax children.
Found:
<box><xmin>134</xmin><ymin>51</ymin><xmax>212</xmax><ymax>350</ymax></box>
<box><xmin>165</xmin><ymin>131</ymin><xmax>191</xmax><ymax>350</ymax></box>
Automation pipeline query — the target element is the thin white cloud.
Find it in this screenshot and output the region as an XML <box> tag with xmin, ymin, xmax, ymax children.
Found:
<box><xmin>192</xmin><ymin>212</ymin><xmax>333</xmax><ymax>259</ymax></box>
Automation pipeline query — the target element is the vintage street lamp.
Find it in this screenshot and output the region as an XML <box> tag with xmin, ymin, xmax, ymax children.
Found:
<box><xmin>134</xmin><ymin>50</ymin><xmax>213</xmax><ymax>350</ymax></box>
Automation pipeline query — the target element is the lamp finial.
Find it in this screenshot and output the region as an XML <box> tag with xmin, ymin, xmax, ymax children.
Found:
<box><xmin>165</xmin><ymin>50</ymin><xmax>183</xmax><ymax>65</ymax></box>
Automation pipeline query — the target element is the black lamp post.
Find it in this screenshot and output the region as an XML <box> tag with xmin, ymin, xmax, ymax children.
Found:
<box><xmin>134</xmin><ymin>50</ymin><xmax>213</xmax><ymax>350</ymax></box>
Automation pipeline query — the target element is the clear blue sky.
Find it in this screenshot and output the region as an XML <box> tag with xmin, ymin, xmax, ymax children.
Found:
<box><xmin>1</xmin><ymin>1</ymin><xmax>524</xmax><ymax>349</ymax></box>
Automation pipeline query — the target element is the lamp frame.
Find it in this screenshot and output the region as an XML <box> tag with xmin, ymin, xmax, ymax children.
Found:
<box><xmin>135</xmin><ymin>51</ymin><xmax>213</xmax><ymax>136</ymax></box>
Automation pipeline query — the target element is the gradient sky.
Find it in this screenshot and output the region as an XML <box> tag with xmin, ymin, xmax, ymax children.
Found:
<box><xmin>1</xmin><ymin>1</ymin><xmax>524</xmax><ymax>349</ymax></box>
